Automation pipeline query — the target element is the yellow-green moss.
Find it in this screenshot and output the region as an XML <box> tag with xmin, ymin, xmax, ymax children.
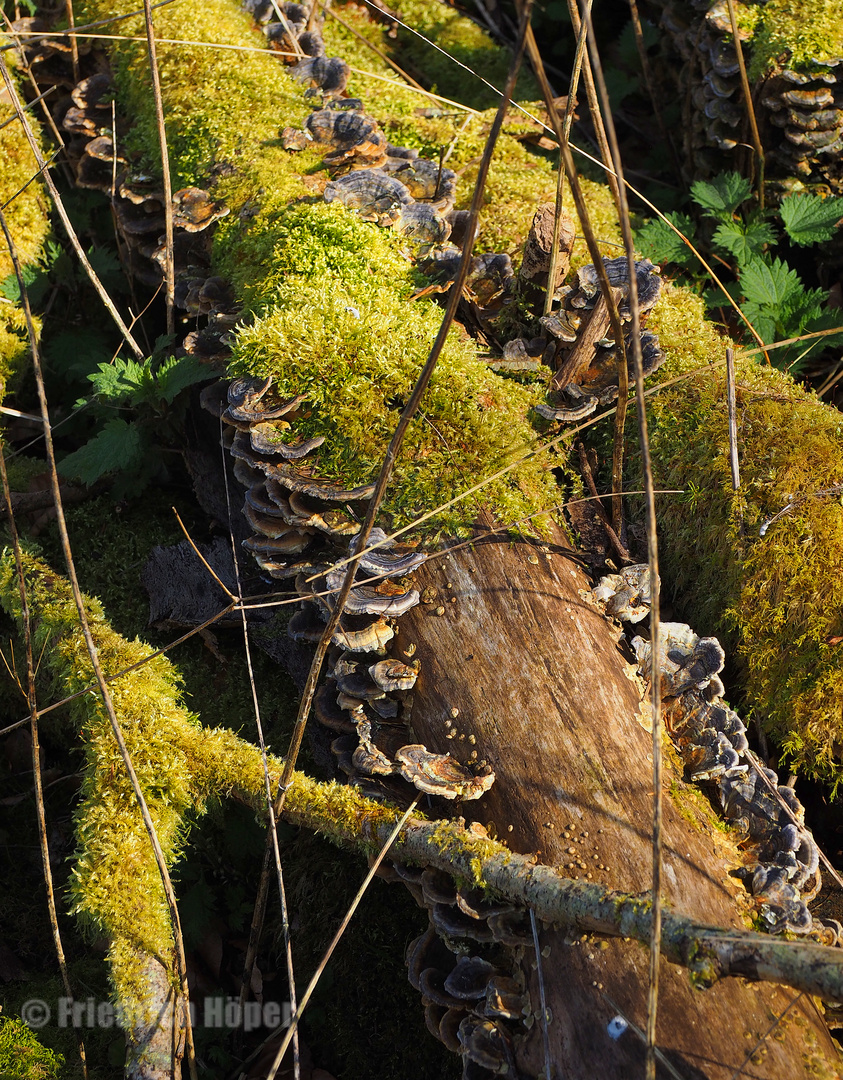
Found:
<box><xmin>0</xmin><ymin>1015</ymin><xmax>63</xmax><ymax>1080</ymax></box>
<box><xmin>0</xmin><ymin>548</ymin><xmax>282</xmax><ymax>1019</ymax></box>
<box><xmin>0</xmin><ymin>75</ymin><xmax>50</xmax><ymax>397</ymax></box>
<box><xmin>634</xmin><ymin>284</ymin><xmax>843</xmax><ymax>786</ymax></box>
<box><xmin>745</xmin><ymin>0</ymin><xmax>843</xmax><ymax>78</ymax></box>
<box><xmin>75</xmin><ymin>0</ymin><xmax>615</xmax><ymax>536</ymax></box>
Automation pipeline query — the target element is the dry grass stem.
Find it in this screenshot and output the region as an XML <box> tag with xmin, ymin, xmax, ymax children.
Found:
<box><xmin>728</xmin><ymin>993</ymin><xmax>803</xmax><ymax>1079</ymax></box>
<box><xmin>726</xmin><ymin>347</ymin><xmax>740</xmax><ymax>491</ymax></box>
<box><xmin>0</xmin><ymin>442</ymin><xmax>89</xmax><ymax>1078</ymax></box>
<box><xmin>64</xmin><ymin>0</ymin><xmax>80</xmax><ymax>84</ymax></box>
<box><xmin>529</xmin><ymin>909</ymin><xmax>553</xmax><ymax>1080</ymax></box>
<box><xmin>0</xmin><ymin>207</ymin><xmax>196</xmax><ymax>1076</ymax></box>
<box><xmin>543</xmin><ymin>1</ymin><xmax>590</xmax><ymax>318</ymax></box>
<box><xmin>0</xmin><ymin>57</ymin><xmax>145</xmax><ymax>360</ymax></box>
<box><xmin>579</xmin><ymin>5</ymin><xmax>663</xmax><ymax>1075</ymax></box>
<box><xmin>142</xmin><ymin>0</ymin><xmax>175</xmax><ymax>337</ymax></box>
<box><xmin>321</xmin><ymin>3</ymin><xmax>427</xmax><ymax>91</ymax></box>
<box><xmin>627</xmin><ymin>0</ymin><xmax>681</xmax><ymax>178</ymax></box>
<box><xmin>725</xmin><ymin>0</ymin><xmax>764</xmax><ymax>208</ymax></box>
<box><xmin>261</xmin><ymin>798</ymin><xmax>420</xmax><ymax>1080</ymax></box>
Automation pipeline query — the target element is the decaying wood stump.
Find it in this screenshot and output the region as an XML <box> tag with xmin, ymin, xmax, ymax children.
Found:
<box><xmin>397</xmin><ymin>521</ymin><xmax>840</xmax><ymax>1078</ymax></box>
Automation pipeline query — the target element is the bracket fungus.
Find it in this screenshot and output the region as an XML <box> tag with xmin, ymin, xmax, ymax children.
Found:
<box><xmin>592</xmin><ymin>566</ymin><xmax>827</xmax><ymax>940</ymax></box>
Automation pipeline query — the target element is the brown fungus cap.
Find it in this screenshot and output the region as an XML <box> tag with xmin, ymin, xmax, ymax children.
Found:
<box><xmin>395</xmin><ymin>745</ymin><xmax>495</xmax><ymax>800</ymax></box>
<box><xmin>172</xmin><ymin>187</ymin><xmax>230</xmax><ymax>232</ymax></box>
<box><xmin>443</xmin><ymin>957</ymin><xmax>499</xmax><ymax>1001</ymax></box>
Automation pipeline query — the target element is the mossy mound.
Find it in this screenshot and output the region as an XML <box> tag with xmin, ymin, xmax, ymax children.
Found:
<box><xmin>744</xmin><ymin>0</ymin><xmax>843</xmax><ymax>79</ymax></box>
<box><xmin>641</xmin><ymin>286</ymin><xmax>843</xmax><ymax>787</ymax></box>
<box><xmin>0</xmin><ymin>1015</ymin><xmax>63</xmax><ymax>1080</ymax></box>
<box><xmin>75</xmin><ymin>0</ymin><xmax>620</xmax><ymax>537</ymax></box>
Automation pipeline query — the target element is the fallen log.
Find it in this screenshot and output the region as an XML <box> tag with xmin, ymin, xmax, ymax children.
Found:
<box><xmin>6</xmin><ymin>0</ymin><xmax>843</xmax><ymax>1075</ymax></box>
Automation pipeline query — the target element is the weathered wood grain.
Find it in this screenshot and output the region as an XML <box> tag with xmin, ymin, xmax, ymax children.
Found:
<box><xmin>397</xmin><ymin>522</ymin><xmax>840</xmax><ymax>1078</ymax></box>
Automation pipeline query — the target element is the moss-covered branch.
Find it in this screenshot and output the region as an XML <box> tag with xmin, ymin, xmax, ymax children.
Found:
<box><xmin>4</xmin><ymin>547</ymin><xmax>843</xmax><ymax>1024</ymax></box>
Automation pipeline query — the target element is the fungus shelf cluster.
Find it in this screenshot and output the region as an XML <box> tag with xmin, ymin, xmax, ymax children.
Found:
<box><xmin>395</xmin><ymin>865</ymin><xmax>536</xmax><ymax>1076</ymax></box>
<box><xmin>592</xmin><ymin>564</ymin><xmax>831</xmax><ymax>938</ymax></box>
<box><xmin>648</xmin><ymin>0</ymin><xmax>843</xmax><ymax>191</ymax></box>
<box><xmin>201</xmin><ymin>372</ymin><xmax>496</xmax><ymax>803</ymax></box>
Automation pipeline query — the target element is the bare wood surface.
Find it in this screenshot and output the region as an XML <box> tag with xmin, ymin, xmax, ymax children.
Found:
<box><xmin>396</xmin><ymin>522</ymin><xmax>840</xmax><ymax>1079</ymax></box>
<box><xmin>550</xmin><ymin>285</ymin><xmax>623</xmax><ymax>390</ymax></box>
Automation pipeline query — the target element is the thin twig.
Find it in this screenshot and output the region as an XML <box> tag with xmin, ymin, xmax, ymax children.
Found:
<box><xmin>260</xmin><ymin>798</ymin><xmax>419</xmax><ymax>1080</ymax></box>
<box><xmin>172</xmin><ymin>506</ymin><xmax>236</xmax><ymax>600</ymax></box>
<box><xmin>725</xmin><ymin>0</ymin><xmax>764</xmax><ymax>209</ymax></box>
<box><xmin>0</xmin><ymin>58</ymin><xmax>145</xmax><ymax>360</ymax></box>
<box><xmin>0</xmin><ymin>205</ymin><xmax>197</xmax><ymax>1080</ymax></box>
<box><xmin>522</xmin><ymin>23</ymin><xmax>630</xmax><ymax>542</ymax></box>
<box><xmin>0</xmin><ymin>0</ymin><xmax>184</xmax><ymax>53</ymax></box>
<box><xmin>271</xmin><ymin>0</ymin><xmax>534</xmax><ymax>823</ymax></box>
<box><xmin>64</xmin><ymin>0</ymin><xmax>80</xmax><ymax>84</ymax></box>
<box><xmin>213</xmin><ymin>421</ymin><xmax>301</xmax><ymax>1080</ymax></box>
<box><xmin>321</xmin><ymin>3</ymin><xmax>427</xmax><ymax>91</ymax></box>
<box><xmin>141</xmin><ymin>0</ymin><xmax>175</xmax><ymax>337</ymax></box>
<box><xmin>271</xmin><ymin>0</ymin><xmax>305</xmax><ymax>59</ymax></box>
<box><xmin>564</xmin><ymin>0</ymin><xmax>618</xmax><ymax>205</ymax></box>
<box><xmin>0</xmin><ymin>84</ymin><xmax>56</xmax><ymax>134</ymax></box>
<box><xmin>726</xmin><ymin>347</ymin><xmax>740</xmax><ymax>491</ymax></box>
<box><xmin>544</xmin><ymin>3</ymin><xmax>589</xmax><ymax>318</ymax></box>
<box><xmin>0</xmin><ymin>439</ymin><xmax>88</xmax><ymax>1079</ymax></box>
<box><xmin>530</xmin><ymin>909</ymin><xmax>553</xmax><ymax>1080</ymax></box>
<box><xmin>578</xmin><ymin>6</ymin><xmax>663</xmax><ymax>1076</ymax></box>
<box><xmin>627</xmin><ymin>0</ymin><xmax>681</xmax><ymax>179</ymax></box>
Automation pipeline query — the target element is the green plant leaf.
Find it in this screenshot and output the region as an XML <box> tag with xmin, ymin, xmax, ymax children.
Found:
<box><xmin>690</xmin><ymin>171</ymin><xmax>753</xmax><ymax>219</ymax></box>
<box><xmin>780</xmin><ymin>192</ymin><xmax>843</xmax><ymax>245</ymax></box>
<box><xmin>58</xmin><ymin>418</ymin><xmax>146</xmax><ymax>485</ymax></box>
<box><xmin>634</xmin><ymin>212</ymin><xmax>699</xmax><ymax>269</ymax></box>
<box><xmin>153</xmin><ymin>354</ymin><xmax>216</xmax><ymax>405</ymax></box>
<box><xmin>43</xmin><ymin>326</ymin><xmax>114</xmax><ymax>382</ymax></box>
<box><xmin>739</xmin><ymin>256</ymin><xmax>804</xmax><ymax>310</ymax></box>
<box><xmin>711</xmin><ymin>218</ymin><xmax>775</xmax><ymax>263</ymax></box>
<box><xmin>0</xmin><ymin>262</ymin><xmax>50</xmax><ymax>307</ymax></box>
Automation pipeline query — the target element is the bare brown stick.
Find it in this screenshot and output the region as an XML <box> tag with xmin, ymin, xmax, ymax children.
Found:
<box><xmin>0</xmin><ymin>438</ymin><xmax>88</xmax><ymax>1080</ymax></box>
<box><xmin>579</xmin><ymin>2</ymin><xmax>663</xmax><ymax>1074</ymax></box>
<box><xmin>726</xmin><ymin>0</ymin><xmax>764</xmax><ymax>209</ymax></box>
<box><xmin>262</xmin><ymin>798</ymin><xmax>419</xmax><ymax>1080</ymax></box>
<box><xmin>529</xmin><ymin>909</ymin><xmax>552</xmax><ymax>1080</ymax></box>
<box><xmin>726</xmin><ymin>347</ymin><xmax>740</xmax><ymax>490</ymax></box>
<box><xmin>277</xmin><ymin>783</ymin><xmax>843</xmax><ymax>1004</ymax></box>
<box><xmin>271</xmin><ymin>0</ymin><xmax>534</xmax><ymax>821</ymax></box>
<box><xmin>141</xmin><ymin>0</ymin><xmax>174</xmax><ymax>337</ymax></box>
<box><xmin>0</xmin><ymin>0</ymin><xmax>184</xmax><ymax>53</ymax></box>
<box><xmin>213</xmin><ymin>424</ymin><xmax>301</xmax><ymax>1079</ymax></box>
<box><xmin>0</xmin><ymin>147</ymin><xmax>63</xmax><ymax>213</ymax></box>
<box><xmin>564</xmin><ymin>0</ymin><xmax>619</xmax><ymax>205</ymax></box>
<box><xmin>172</xmin><ymin>506</ymin><xmax>236</xmax><ymax>600</ymax></box>
<box><xmin>0</xmin><ymin>57</ymin><xmax>145</xmax><ymax>360</ymax></box>
<box><xmin>627</xmin><ymin>0</ymin><xmax>681</xmax><ymax>179</ymax></box>
<box><xmin>0</xmin><ymin>84</ymin><xmax>56</xmax><ymax>134</ymax></box>
<box><xmin>576</xmin><ymin>439</ymin><xmax>632</xmax><ymax>564</ymax></box>
<box><xmin>522</xmin><ymin>22</ymin><xmax>630</xmax><ymax>542</ymax></box>
<box><xmin>544</xmin><ymin>1</ymin><xmax>590</xmax><ymax>318</ymax></box>
<box><xmin>64</xmin><ymin>0</ymin><xmax>80</xmax><ymax>84</ymax></box>
<box><xmin>599</xmin><ymin>993</ymin><xmax>687</xmax><ymax>1080</ymax></box>
<box><xmin>321</xmin><ymin>3</ymin><xmax>427</xmax><ymax>91</ymax></box>
<box><xmin>0</xmin><ymin>208</ymin><xmax>196</xmax><ymax>1079</ymax></box>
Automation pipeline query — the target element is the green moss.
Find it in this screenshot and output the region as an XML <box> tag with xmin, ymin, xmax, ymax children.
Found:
<box><xmin>0</xmin><ymin>72</ymin><xmax>50</xmax><ymax>398</ymax></box>
<box><xmin>0</xmin><ymin>1016</ymin><xmax>63</xmax><ymax>1079</ymax></box>
<box><xmin>632</xmin><ymin>283</ymin><xmax>843</xmax><ymax>786</ymax></box>
<box><xmin>745</xmin><ymin>0</ymin><xmax>843</xmax><ymax>78</ymax></box>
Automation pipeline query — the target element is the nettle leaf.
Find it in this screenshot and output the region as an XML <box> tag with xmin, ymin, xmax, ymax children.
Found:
<box><xmin>691</xmin><ymin>171</ymin><xmax>753</xmax><ymax>219</ymax></box>
<box><xmin>780</xmin><ymin>192</ymin><xmax>843</xmax><ymax>245</ymax></box>
<box><xmin>634</xmin><ymin>212</ymin><xmax>699</xmax><ymax>269</ymax></box>
<box><xmin>739</xmin><ymin>256</ymin><xmax>804</xmax><ymax>310</ymax></box>
<box><xmin>711</xmin><ymin>219</ymin><xmax>775</xmax><ymax>263</ymax></box>
<box><xmin>87</xmin><ymin>358</ymin><xmax>145</xmax><ymax>402</ymax></box>
<box><xmin>44</xmin><ymin>326</ymin><xmax>113</xmax><ymax>382</ymax></box>
<box><xmin>154</xmin><ymin>354</ymin><xmax>216</xmax><ymax>405</ymax></box>
<box><xmin>0</xmin><ymin>262</ymin><xmax>51</xmax><ymax>307</ymax></box>
<box><xmin>58</xmin><ymin>418</ymin><xmax>146</xmax><ymax>485</ymax></box>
